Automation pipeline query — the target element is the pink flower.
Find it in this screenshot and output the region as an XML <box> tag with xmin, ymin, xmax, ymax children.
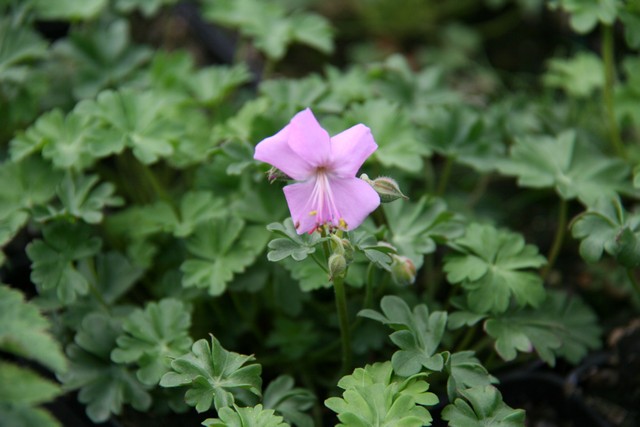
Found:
<box><xmin>254</xmin><ymin>109</ymin><xmax>380</xmax><ymax>234</ymax></box>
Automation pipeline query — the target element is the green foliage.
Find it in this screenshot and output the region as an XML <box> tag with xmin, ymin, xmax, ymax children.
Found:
<box><xmin>0</xmin><ymin>285</ymin><xmax>66</xmax><ymax>372</ymax></box>
<box><xmin>420</xmin><ymin>106</ymin><xmax>504</xmax><ymax>172</ymax></box>
<box><xmin>346</xmin><ymin>100</ymin><xmax>429</xmax><ymax>173</ymax></box>
<box><xmin>548</xmin><ymin>0</ymin><xmax>619</xmax><ymax>33</ymax></box>
<box><xmin>263</xmin><ymin>375</ymin><xmax>315</xmax><ymax>427</ymax></box>
<box><xmin>202</xmin><ymin>0</ymin><xmax>333</xmax><ymax>61</ymax></box>
<box><xmin>181</xmin><ymin>217</ymin><xmax>270</xmax><ymax>295</ymax></box>
<box><xmin>59</xmin><ymin>313</ymin><xmax>151</xmax><ymax>423</ymax></box>
<box><xmin>35</xmin><ymin>174</ymin><xmax>123</xmax><ymax>224</ymax></box>
<box><xmin>0</xmin><ymin>285</ymin><xmax>65</xmax><ymax>427</ymax></box>
<box><xmin>324</xmin><ymin>362</ymin><xmax>438</xmax><ymax>427</ymax></box>
<box><xmin>53</xmin><ymin>20</ymin><xmax>151</xmax><ymax>99</ymax></box>
<box><xmin>27</xmin><ymin>222</ymin><xmax>102</xmax><ymax>304</ymax></box>
<box><xmin>443</xmin><ymin>351</ymin><xmax>497</xmax><ymax>402</ymax></box>
<box><xmin>543</xmin><ymin>52</ymin><xmax>604</xmax><ymax>97</ymax></box>
<box><xmin>203</xmin><ymin>404</ymin><xmax>290</xmax><ymax>427</ymax></box>
<box><xmin>76</xmin><ymin>89</ymin><xmax>177</xmax><ymax>164</ymax></box>
<box><xmin>30</xmin><ymin>0</ymin><xmax>107</xmax><ymax>20</ymax></box>
<box><xmin>0</xmin><ymin>157</ymin><xmax>60</xmax><ymax>253</ymax></box>
<box><xmin>111</xmin><ymin>299</ymin><xmax>193</xmax><ymax>385</ymax></box>
<box><xmin>484</xmin><ymin>291</ymin><xmax>601</xmax><ymax>366</ymax></box>
<box><xmin>114</xmin><ymin>0</ymin><xmax>178</xmax><ymax>17</ymax></box>
<box><xmin>444</xmin><ymin>223</ymin><xmax>547</xmax><ymax>314</ymax></box>
<box><xmin>497</xmin><ymin>130</ymin><xmax>629</xmax><ymax>205</ymax></box>
<box><xmin>266</xmin><ymin>218</ymin><xmax>321</xmax><ymax>262</ymax></box>
<box><xmin>441</xmin><ymin>385</ymin><xmax>525</xmax><ymax>427</ymax></box>
<box><xmin>160</xmin><ymin>336</ymin><xmax>262</xmax><ymax>412</ymax></box>
<box><xmin>359</xmin><ymin>296</ymin><xmax>447</xmax><ymax>376</ymax></box>
<box><xmin>384</xmin><ymin>196</ymin><xmax>463</xmax><ymax>269</ymax></box>
<box><xmin>571</xmin><ymin>196</ymin><xmax>640</xmax><ymax>267</ymax></box>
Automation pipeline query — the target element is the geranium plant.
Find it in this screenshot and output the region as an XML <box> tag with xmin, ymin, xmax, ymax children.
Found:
<box><xmin>1</xmin><ymin>0</ymin><xmax>639</xmax><ymax>426</ymax></box>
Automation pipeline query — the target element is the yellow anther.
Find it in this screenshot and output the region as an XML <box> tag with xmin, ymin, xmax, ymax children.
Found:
<box><xmin>338</xmin><ymin>218</ymin><xmax>348</xmax><ymax>229</ymax></box>
<box><xmin>309</xmin><ymin>210</ymin><xmax>317</xmax><ymax>216</ymax></box>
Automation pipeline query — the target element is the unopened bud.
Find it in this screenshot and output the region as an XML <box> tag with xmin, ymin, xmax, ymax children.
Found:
<box><xmin>328</xmin><ymin>253</ymin><xmax>347</xmax><ymax>280</ymax></box>
<box><xmin>267</xmin><ymin>167</ymin><xmax>290</xmax><ymax>183</ymax></box>
<box><xmin>341</xmin><ymin>238</ymin><xmax>354</xmax><ymax>263</ymax></box>
<box><xmin>390</xmin><ymin>255</ymin><xmax>416</xmax><ymax>286</ymax></box>
<box><xmin>329</xmin><ymin>234</ymin><xmax>345</xmax><ymax>255</ymax></box>
<box><xmin>360</xmin><ymin>174</ymin><xmax>408</xmax><ymax>203</ymax></box>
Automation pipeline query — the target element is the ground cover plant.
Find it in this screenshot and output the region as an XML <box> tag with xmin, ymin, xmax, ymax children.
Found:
<box><xmin>1</xmin><ymin>0</ymin><xmax>640</xmax><ymax>426</ymax></box>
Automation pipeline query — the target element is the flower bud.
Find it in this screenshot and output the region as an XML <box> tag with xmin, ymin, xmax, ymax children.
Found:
<box><xmin>267</xmin><ymin>167</ymin><xmax>290</xmax><ymax>183</ymax></box>
<box><xmin>341</xmin><ymin>238</ymin><xmax>354</xmax><ymax>264</ymax></box>
<box><xmin>360</xmin><ymin>174</ymin><xmax>408</xmax><ymax>203</ymax></box>
<box><xmin>390</xmin><ymin>255</ymin><xmax>416</xmax><ymax>286</ymax></box>
<box><xmin>329</xmin><ymin>234</ymin><xmax>345</xmax><ymax>255</ymax></box>
<box><xmin>328</xmin><ymin>253</ymin><xmax>347</xmax><ymax>280</ymax></box>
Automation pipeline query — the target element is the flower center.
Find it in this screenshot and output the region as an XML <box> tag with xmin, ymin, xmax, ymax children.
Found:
<box><xmin>308</xmin><ymin>167</ymin><xmax>343</xmax><ymax>229</ymax></box>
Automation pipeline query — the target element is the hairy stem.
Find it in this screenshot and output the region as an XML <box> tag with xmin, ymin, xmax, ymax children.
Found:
<box><xmin>602</xmin><ymin>24</ymin><xmax>626</xmax><ymax>159</ymax></box>
<box><xmin>436</xmin><ymin>157</ymin><xmax>454</xmax><ymax>196</ymax></box>
<box><xmin>542</xmin><ymin>198</ymin><xmax>568</xmax><ymax>281</ymax></box>
<box><xmin>332</xmin><ymin>275</ymin><xmax>352</xmax><ymax>374</ymax></box>
<box><xmin>626</xmin><ymin>269</ymin><xmax>640</xmax><ymax>301</ymax></box>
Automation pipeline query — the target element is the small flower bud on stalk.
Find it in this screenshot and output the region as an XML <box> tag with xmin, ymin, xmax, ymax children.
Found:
<box><xmin>330</xmin><ymin>234</ymin><xmax>345</xmax><ymax>255</ymax></box>
<box><xmin>360</xmin><ymin>174</ymin><xmax>408</xmax><ymax>203</ymax></box>
<box><xmin>390</xmin><ymin>255</ymin><xmax>416</xmax><ymax>286</ymax></box>
<box><xmin>266</xmin><ymin>167</ymin><xmax>290</xmax><ymax>183</ymax></box>
<box><xmin>328</xmin><ymin>253</ymin><xmax>347</xmax><ymax>280</ymax></box>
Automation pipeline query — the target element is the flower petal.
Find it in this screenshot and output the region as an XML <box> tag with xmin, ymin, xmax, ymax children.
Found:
<box><xmin>288</xmin><ymin>109</ymin><xmax>332</xmax><ymax>167</ymax></box>
<box><xmin>283</xmin><ymin>180</ymin><xmax>319</xmax><ymax>234</ymax></box>
<box><xmin>329</xmin><ymin>124</ymin><xmax>377</xmax><ymax>178</ymax></box>
<box><xmin>254</xmin><ymin>125</ymin><xmax>314</xmax><ymax>180</ymax></box>
<box><xmin>329</xmin><ymin>177</ymin><xmax>380</xmax><ymax>231</ymax></box>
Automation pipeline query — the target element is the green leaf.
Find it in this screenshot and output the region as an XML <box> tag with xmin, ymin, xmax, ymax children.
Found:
<box><xmin>52</xmin><ymin>20</ymin><xmax>151</xmax><ymax>99</ymax></box>
<box><xmin>111</xmin><ymin>299</ymin><xmax>193</xmax><ymax>385</ymax></box>
<box><xmin>441</xmin><ymin>385</ymin><xmax>525</xmax><ymax>427</ymax></box>
<box><xmin>59</xmin><ymin>313</ymin><xmax>152</xmax><ymax>423</ymax></box>
<box><xmin>359</xmin><ymin>296</ymin><xmax>447</xmax><ymax>376</ymax></box>
<box><xmin>188</xmin><ymin>64</ymin><xmax>252</xmax><ymax>106</ymax></box>
<box><xmin>263</xmin><ymin>375</ymin><xmax>315</xmax><ymax>427</ymax></box>
<box><xmin>10</xmin><ymin>109</ymin><xmax>102</xmax><ymax>170</ymax></box>
<box><xmin>76</xmin><ymin>88</ymin><xmax>177</xmax><ymax>164</ymax></box>
<box><xmin>282</xmin><ymin>258</ymin><xmax>330</xmax><ymax>291</ymax></box>
<box><xmin>159</xmin><ymin>336</ymin><xmax>262</xmax><ymax>412</ymax></box>
<box><xmin>0</xmin><ymin>16</ymin><xmax>47</xmax><ymax>78</ymax></box>
<box><xmin>484</xmin><ymin>290</ymin><xmax>601</xmax><ymax>366</ymax></box>
<box><xmin>444</xmin><ymin>223</ymin><xmax>546</xmax><ymax>314</ymax></box>
<box><xmin>443</xmin><ymin>351</ymin><xmax>497</xmax><ymax>402</ymax></box>
<box><xmin>203</xmin><ymin>404</ymin><xmax>290</xmax><ymax>427</ymax></box>
<box><xmin>497</xmin><ymin>130</ymin><xmax>629</xmax><ymax>206</ymax></box>
<box><xmin>181</xmin><ymin>217</ymin><xmax>269</xmax><ymax>295</ymax></box>
<box><xmin>0</xmin><ymin>157</ymin><xmax>61</xmax><ymax>246</ymax></box>
<box><xmin>0</xmin><ymin>362</ymin><xmax>61</xmax><ymax>405</ymax></box>
<box><xmin>260</xmin><ymin>76</ymin><xmax>328</xmax><ymax>118</ymax></box>
<box><xmin>543</xmin><ymin>52</ymin><xmax>604</xmax><ymax>97</ymax></box>
<box><xmin>114</xmin><ymin>0</ymin><xmax>178</xmax><ymax>17</ymax></box>
<box><xmin>266</xmin><ymin>317</ymin><xmax>320</xmax><ymax>361</ymax></box>
<box><xmin>266</xmin><ymin>218</ymin><xmax>321</xmax><ymax>262</ymax></box>
<box><xmin>35</xmin><ymin>174</ymin><xmax>123</xmax><ymax>224</ymax></box>
<box><xmin>420</xmin><ymin>106</ymin><xmax>504</xmax><ymax>172</ymax></box>
<box><xmin>384</xmin><ymin>196</ymin><xmax>463</xmax><ymax>269</ymax></box>
<box><xmin>27</xmin><ymin>222</ymin><xmax>102</xmax><ymax>304</ymax></box>
<box><xmin>31</xmin><ymin>0</ymin><xmax>107</xmax><ymax>20</ymax></box>
<box><xmin>0</xmin><ymin>402</ymin><xmax>61</xmax><ymax>427</ymax></box>
<box><xmin>549</xmin><ymin>0</ymin><xmax>618</xmax><ymax>33</ymax></box>
<box><xmin>346</xmin><ymin>100</ymin><xmax>430</xmax><ymax>173</ymax></box>
<box><xmin>203</xmin><ymin>0</ymin><xmax>333</xmax><ymax>61</ymax></box>
<box><xmin>325</xmin><ymin>361</ymin><xmax>438</xmax><ymax>427</ymax></box>
<box><xmin>0</xmin><ymin>285</ymin><xmax>66</xmax><ymax>373</ymax></box>
<box><xmin>571</xmin><ymin>196</ymin><xmax>640</xmax><ymax>267</ymax></box>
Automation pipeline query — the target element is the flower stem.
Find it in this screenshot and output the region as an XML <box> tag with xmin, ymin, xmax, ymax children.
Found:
<box><xmin>436</xmin><ymin>157</ymin><xmax>454</xmax><ymax>196</ymax></box>
<box><xmin>626</xmin><ymin>269</ymin><xmax>640</xmax><ymax>301</ymax></box>
<box><xmin>332</xmin><ymin>275</ymin><xmax>352</xmax><ymax>374</ymax></box>
<box><xmin>602</xmin><ymin>24</ymin><xmax>626</xmax><ymax>159</ymax></box>
<box><xmin>542</xmin><ymin>198</ymin><xmax>568</xmax><ymax>281</ymax></box>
